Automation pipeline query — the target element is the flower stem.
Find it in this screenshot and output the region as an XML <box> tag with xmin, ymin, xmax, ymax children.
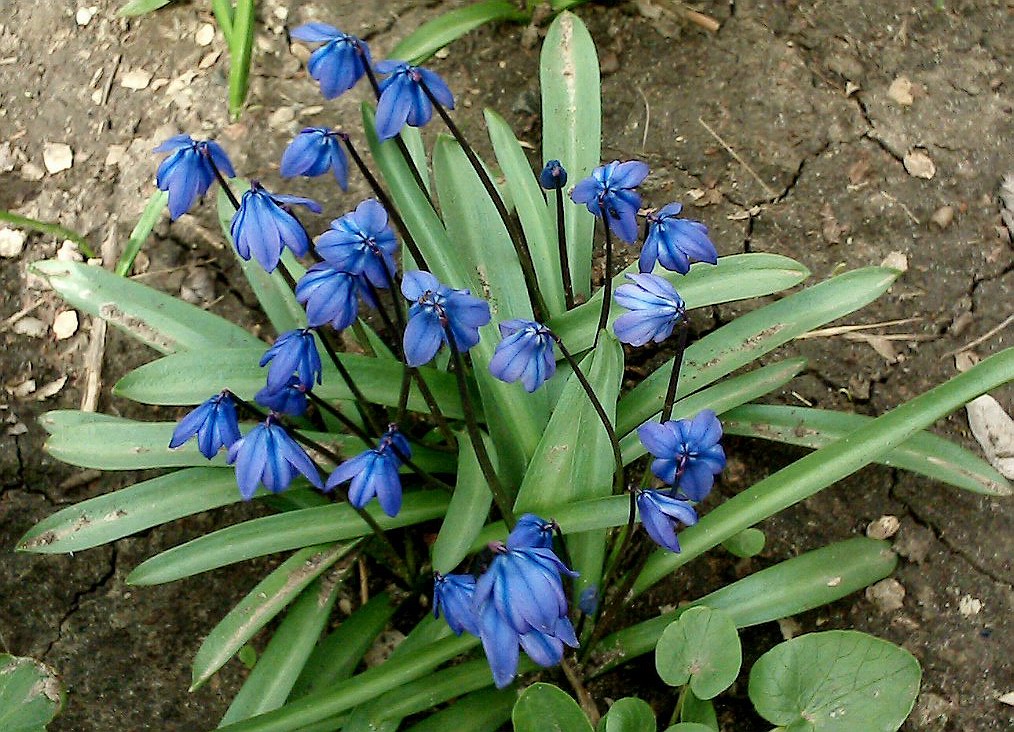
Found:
<box><xmin>207</xmin><ymin>156</ymin><xmax>240</xmax><ymax>210</ymax></box>
<box><xmin>660</xmin><ymin>320</ymin><xmax>689</xmax><ymax>423</ymax></box>
<box><xmin>560</xmin><ymin>658</ymin><xmax>599</xmax><ymax>725</ymax></box>
<box><xmin>315</xmin><ymin>329</ymin><xmax>385</xmax><ymax>437</ymax></box>
<box><xmin>555</xmin><ymin>187</ymin><xmax>575</xmax><ymax>310</ymax></box>
<box><xmin>595</xmin><ymin>211</ymin><xmax>614</xmax><ymax>347</ymax></box>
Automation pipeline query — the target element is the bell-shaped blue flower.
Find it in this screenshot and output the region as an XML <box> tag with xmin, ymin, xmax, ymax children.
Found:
<box><xmin>227</xmin><ymin>417</ymin><xmax>323</xmax><ymax>500</ymax></box>
<box><xmin>154</xmin><ymin>134</ymin><xmax>235</xmax><ymax>220</ymax></box>
<box><xmin>637</xmin><ymin>410</ymin><xmax>726</xmax><ymax>501</ymax></box>
<box><xmin>639</xmin><ymin>202</ymin><xmax>718</xmax><ymax>275</ymax></box>
<box><xmin>507</xmin><ymin>513</ymin><xmax>556</xmax><ymax>550</ymax></box>
<box><xmin>401</xmin><ymin>271</ymin><xmax>491</xmax><ymax>367</ymax></box>
<box><xmin>255</xmin><ymin>376</ymin><xmax>308</xmax><ymax>417</ymax></box>
<box><xmin>290</xmin><ymin>23</ymin><xmax>371</xmax><ymax>99</ymax></box>
<box><xmin>613</xmin><ymin>273</ymin><xmax>685</xmax><ymax>346</ymax></box>
<box><xmin>488</xmin><ymin>320</ymin><xmax>556</xmax><ymax>393</ymax></box>
<box><xmin>374</xmin><ymin>60</ymin><xmax>455</xmax><ymax>141</ymax></box>
<box><xmin>315</xmin><ymin>199</ymin><xmax>398</xmax><ymax>288</ymax></box>
<box><xmin>296</xmin><ymin>264</ymin><xmax>372</xmax><ymax>331</ymax></box>
<box><xmin>570</xmin><ymin>160</ymin><xmax>649</xmax><ymax>243</ymax></box>
<box><xmin>168</xmin><ymin>392</ymin><xmax>240</xmax><ymax>459</ymax></box>
<box><xmin>433</xmin><ymin>573</ymin><xmax>480</xmax><ymax>636</ymax></box>
<box><xmin>325</xmin><ymin>426</ymin><xmax>410</xmax><ymax>517</ymax></box>
<box><xmin>637</xmin><ymin>489</ymin><xmax>699</xmax><ymax>553</ymax></box>
<box><xmin>231</xmin><ymin>182</ymin><xmax>322</xmax><ymax>272</ymax></box>
<box><xmin>539</xmin><ymin>160</ymin><xmax>568</xmax><ymax>190</ymax></box>
<box><xmin>260</xmin><ymin>329</ymin><xmax>322</xmax><ymax>392</ymax></box>
<box><xmin>280</xmin><ymin>127</ymin><xmax>349</xmax><ymax>189</ymax></box>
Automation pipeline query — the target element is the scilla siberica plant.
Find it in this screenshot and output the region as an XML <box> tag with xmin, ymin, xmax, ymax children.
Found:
<box><xmin>21</xmin><ymin>11</ymin><xmax>1012</xmax><ymax>732</ymax></box>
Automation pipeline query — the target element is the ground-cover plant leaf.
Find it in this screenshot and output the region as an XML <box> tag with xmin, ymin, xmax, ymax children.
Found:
<box><xmin>115</xmin><ymin>189</ymin><xmax>168</xmax><ymax>276</ymax></box>
<box><xmin>748</xmin><ymin>631</ymin><xmax>921</xmax><ymax>731</ymax></box>
<box><xmin>191</xmin><ymin>543</ymin><xmax>356</xmax><ymax>690</ymax></box>
<box><xmin>0</xmin><ymin>654</ymin><xmax>64</xmax><ymax>731</ymax></box>
<box><xmin>403</xmin><ymin>688</ymin><xmax>515</xmax><ymax>732</ymax></box>
<box><xmin>680</xmin><ymin>690</ymin><xmax>719</xmax><ymax>730</ymax></box>
<box><xmin>117</xmin><ymin>0</ymin><xmax>173</xmax><ymax>16</ymax></box>
<box><xmin>655</xmin><ymin>607</ymin><xmax>742</xmax><ymax>699</ymax></box>
<box><xmin>391</xmin><ymin>1</ymin><xmax>528</xmax><ymax>63</ymax></box>
<box><xmin>664</xmin><ymin>725</ymin><xmax>714</xmax><ymax>732</ymax></box>
<box><xmin>513</xmin><ymin>682</ymin><xmax>593</xmax><ymax>732</ymax></box>
<box><xmin>432</xmin><ymin>433</ymin><xmax>494</xmax><ymax>574</ymax></box>
<box><xmin>600</xmin><ymin>697</ymin><xmax>655</xmax><ymax>732</ymax></box>
<box><xmin>721</xmin><ymin>528</ymin><xmax>766</xmax><ymax>558</ymax></box>
<box><xmin>722</xmin><ymin>404</ymin><xmax>1012</xmax><ymax>496</ymax></box>
<box><xmin>30</xmin><ymin>260</ymin><xmax>259</xmax><ymax>353</ymax></box>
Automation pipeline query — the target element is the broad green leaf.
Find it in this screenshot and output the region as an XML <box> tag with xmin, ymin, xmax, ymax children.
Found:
<box><xmin>663</xmin><ymin>725</ymin><xmax>714</xmax><ymax>732</ymax></box>
<box><xmin>617</xmin><ymin>267</ymin><xmax>901</xmax><ymax>436</ymax></box>
<box><xmin>655</xmin><ymin>607</ymin><xmax>741</xmax><ymax>699</ymax></box>
<box><xmin>432</xmin><ymin>433</ymin><xmax>494</xmax><ymax>575</ymax></box>
<box><xmin>228</xmin><ymin>0</ymin><xmax>255</xmax><ymax>118</ymax></box>
<box><xmin>589</xmin><ymin>538</ymin><xmax>898</xmax><ymax>676</ymax></box>
<box><xmin>749</xmin><ymin>631</ymin><xmax>920</xmax><ymax>731</ymax></box>
<box><xmin>192</xmin><ymin>543</ymin><xmax>356</xmax><ymax>690</ymax></box>
<box><xmin>220</xmin><ymin>573</ymin><xmax>345</xmax><ymax>725</ymax></box>
<box><xmin>680</xmin><ymin>690</ymin><xmax>719</xmax><ymax>730</ymax></box>
<box><xmin>118</xmin><ymin>0</ymin><xmax>172</xmax><ymax>15</ymax></box>
<box><xmin>391</xmin><ymin>1</ymin><xmax>528</xmax><ymax>63</ymax></box>
<box><xmin>128</xmin><ymin>492</ymin><xmax>451</xmax><ymax>584</ymax></box>
<box><xmin>513</xmin><ymin>683</ymin><xmax>593</xmax><ymax>732</ymax></box>
<box><xmin>723</xmin><ymin>404</ymin><xmax>1011</xmax><ymax>496</ymax></box>
<box><xmin>602</xmin><ymin>697</ymin><xmax>655</xmax><ymax>732</ymax></box>
<box><xmin>38</xmin><ymin>409</ymin><xmax>125</xmax><ymax>434</ymax></box>
<box><xmin>541</xmin><ymin>11</ymin><xmax>600</xmax><ymax>298</ymax></box>
<box><xmin>404</xmin><ymin>688</ymin><xmax>515</xmax><ymax>732</ymax></box>
<box><xmin>632</xmin><ymin>347</ymin><xmax>1014</xmax><ymax>596</ymax></box>
<box><xmin>116</xmin><ymin>190</ymin><xmax>168</xmax><ymax>276</ymax></box>
<box><xmin>31</xmin><ymin>259</ymin><xmax>259</xmax><ymax>353</ymax></box>
<box><xmin>721</xmin><ymin>528</ymin><xmax>765</xmax><ymax>558</ymax></box>
<box><xmin>0</xmin><ymin>654</ymin><xmax>63</xmax><ymax>731</ymax></box>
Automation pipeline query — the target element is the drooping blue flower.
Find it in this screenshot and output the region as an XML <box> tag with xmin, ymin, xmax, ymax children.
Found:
<box><xmin>315</xmin><ymin>199</ymin><xmax>398</xmax><ymax>288</ymax></box>
<box><xmin>259</xmin><ymin>329</ymin><xmax>323</xmax><ymax>391</ymax></box>
<box><xmin>613</xmin><ymin>273</ymin><xmax>685</xmax><ymax>347</ymax></box>
<box><xmin>373</xmin><ymin>60</ymin><xmax>455</xmax><ymax>141</ymax></box>
<box><xmin>230</xmin><ymin>182</ymin><xmax>321</xmax><ymax>272</ymax></box>
<box><xmin>227</xmin><ymin>417</ymin><xmax>323</xmax><ymax>500</ymax></box>
<box><xmin>255</xmin><ymin>376</ymin><xmax>308</xmax><ymax>417</ymax></box>
<box><xmin>636</xmin><ymin>489</ymin><xmax>699</xmax><ymax>553</ymax></box>
<box><xmin>488</xmin><ymin>320</ymin><xmax>556</xmax><ymax>393</ymax></box>
<box><xmin>325</xmin><ymin>426</ymin><xmax>411</xmax><ymax>517</ymax></box>
<box><xmin>280</xmin><ymin>127</ymin><xmax>349</xmax><ymax>189</ymax></box>
<box><xmin>168</xmin><ymin>391</ymin><xmax>240</xmax><ymax>459</ymax></box>
<box><xmin>433</xmin><ymin>573</ymin><xmax>480</xmax><ymax>636</ymax></box>
<box><xmin>154</xmin><ymin>134</ymin><xmax>235</xmax><ymax>220</ymax></box>
<box><xmin>570</xmin><ymin>160</ymin><xmax>649</xmax><ymax>243</ymax></box>
<box><xmin>295</xmin><ymin>263</ymin><xmax>372</xmax><ymax>331</ymax></box>
<box><xmin>539</xmin><ymin>160</ymin><xmax>568</xmax><ymax>190</ymax></box>
<box><xmin>507</xmin><ymin>513</ymin><xmax>557</xmax><ymax>550</ymax></box>
<box><xmin>401</xmin><ymin>271</ymin><xmax>491</xmax><ymax>367</ymax></box>
<box><xmin>290</xmin><ymin>23</ymin><xmax>371</xmax><ymax>99</ymax></box>
<box><xmin>637</xmin><ymin>410</ymin><xmax>726</xmax><ymax>501</ymax></box>
<box><xmin>639</xmin><ymin>202</ymin><xmax>718</xmax><ymax>275</ymax></box>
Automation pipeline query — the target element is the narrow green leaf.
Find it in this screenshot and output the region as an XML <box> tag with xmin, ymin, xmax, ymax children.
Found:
<box><xmin>602</xmin><ymin>697</ymin><xmax>655</xmax><ymax>732</ymax></box>
<box><xmin>432</xmin><ymin>433</ymin><xmax>494</xmax><ymax>575</ymax></box>
<box><xmin>0</xmin><ymin>654</ymin><xmax>64</xmax><ymax>730</ymax></box>
<box><xmin>403</xmin><ymin>688</ymin><xmax>515</xmax><ymax>732</ymax></box>
<box><xmin>391</xmin><ymin>1</ymin><xmax>528</xmax><ymax>63</ymax></box>
<box><xmin>655</xmin><ymin>607</ymin><xmax>742</xmax><ymax>699</ymax></box>
<box><xmin>115</xmin><ymin>190</ymin><xmax>168</xmax><ymax>276</ymax></box>
<box><xmin>117</xmin><ymin>0</ymin><xmax>172</xmax><ymax>16</ymax></box>
<box><xmin>513</xmin><ymin>683</ymin><xmax>593</xmax><ymax>732</ymax></box>
<box><xmin>228</xmin><ymin>0</ymin><xmax>255</xmax><ymax>118</ymax></box>
<box><xmin>399</xmin><ymin>126</ymin><xmax>431</xmax><ymax>195</ymax></box>
<box><xmin>31</xmin><ymin>259</ymin><xmax>259</xmax><ymax>353</ymax></box>
<box><xmin>0</xmin><ymin>210</ymin><xmax>94</xmax><ymax>257</ymax></box>
<box><xmin>540</xmin><ymin>11</ymin><xmax>600</xmax><ymax>298</ymax></box>
<box><xmin>721</xmin><ymin>528</ymin><xmax>765</xmax><ymax>559</ymax></box>
<box><xmin>211</xmin><ymin>0</ymin><xmax>234</xmax><ymax>45</ymax></box>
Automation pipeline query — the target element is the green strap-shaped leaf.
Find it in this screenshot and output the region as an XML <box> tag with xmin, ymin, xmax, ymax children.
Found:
<box><xmin>513</xmin><ymin>683</ymin><xmax>593</xmax><ymax>732</ymax></box>
<box><xmin>31</xmin><ymin>260</ymin><xmax>259</xmax><ymax>353</ymax></box>
<box><xmin>118</xmin><ymin>0</ymin><xmax>173</xmax><ymax>15</ymax></box>
<box><xmin>227</xmin><ymin>0</ymin><xmax>255</xmax><ymax>119</ymax></box>
<box><xmin>721</xmin><ymin>528</ymin><xmax>766</xmax><ymax>558</ymax></box>
<box><xmin>38</xmin><ymin>409</ymin><xmax>126</xmax><ymax>434</ymax></box>
<box><xmin>391</xmin><ymin>0</ymin><xmax>528</xmax><ymax>63</ymax></box>
<box><xmin>601</xmin><ymin>697</ymin><xmax>655</xmax><ymax>732</ymax></box>
<box><xmin>722</xmin><ymin>404</ymin><xmax>1011</xmax><ymax>496</ymax></box>
<box><xmin>541</xmin><ymin>11</ymin><xmax>600</xmax><ymax>299</ymax></box>
<box><xmin>0</xmin><ymin>654</ymin><xmax>64</xmax><ymax>730</ymax></box>
<box><xmin>432</xmin><ymin>433</ymin><xmax>494</xmax><ymax>575</ymax></box>
<box><xmin>116</xmin><ymin>189</ymin><xmax>168</xmax><ymax>276</ymax></box>
<box><xmin>403</xmin><ymin>688</ymin><xmax>515</xmax><ymax>732</ymax></box>
<box><xmin>655</xmin><ymin>607</ymin><xmax>742</xmax><ymax>699</ymax></box>
<box><xmin>127</xmin><ymin>491</ymin><xmax>451</xmax><ymax>584</ymax></box>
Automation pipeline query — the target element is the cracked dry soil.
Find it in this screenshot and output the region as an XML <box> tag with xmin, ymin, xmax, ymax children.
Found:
<box><xmin>1</xmin><ymin>1</ymin><xmax>1011</xmax><ymax>730</ymax></box>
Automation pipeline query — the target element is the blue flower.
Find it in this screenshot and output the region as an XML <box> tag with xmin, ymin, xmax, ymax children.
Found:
<box><xmin>168</xmin><ymin>392</ymin><xmax>240</xmax><ymax>459</ymax></box>
<box><xmin>154</xmin><ymin>134</ymin><xmax>235</xmax><ymax>220</ymax></box>
<box><xmin>227</xmin><ymin>418</ymin><xmax>323</xmax><ymax>500</ymax></box>
<box><xmin>325</xmin><ymin>427</ymin><xmax>411</xmax><ymax>516</ymax></box>
<box><xmin>255</xmin><ymin>376</ymin><xmax>308</xmax><ymax>417</ymax></box>
<box><xmin>636</xmin><ymin>489</ymin><xmax>698</xmax><ymax>553</ymax></box>
<box><xmin>401</xmin><ymin>271</ymin><xmax>491</xmax><ymax>367</ymax></box>
<box><xmin>231</xmin><ymin>182</ymin><xmax>322</xmax><ymax>273</ymax></box>
<box><xmin>539</xmin><ymin>160</ymin><xmax>568</xmax><ymax>190</ymax></box>
<box><xmin>570</xmin><ymin>160</ymin><xmax>649</xmax><ymax>243</ymax></box>
<box><xmin>290</xmin><ymin>23</ymin><xmax>371</xmax><ymax>99</ymax></box>
<box><xmin>612</xmin><ymin>273</ymin><xmax>685</xmax><ymax>346</ymax></box>
<box><xmin>639</xmin><ymin>203</ymin><xmax>718</xmax><ymax>275</ymax></box>
<box><xmin>316</xmin><ymin>199</ymin><xmax>398</xmax><ymax>288</ymax></box>
<box><xmin>488</xmin><ymin>320</ymin><xmax>556</xmax><ymax>393</ymax></box>
<box><xmin>280</xmin><ymin>127</ymin><xmax>349</xmax><ymax>189</ymax></box>
<box><xmin>260</xmin><ymin>329</ymin><xmax>322</xmax><ymax>391</ymax></box>
<box><xmin>295</xmin><ymin>263</ymin><xmax>372</xmax><ymax>331</ymax></box>
<box><xmin>507</xmin><ymin>513</ymin><xmax>557</xmax><ymax>550</ymax></box>
<box><xmin>637</xmin><ymin>410</ymin><xmax>726</xmax><ymax>501</ymax></box>
<box><xmin>433</xmin><ymin>573</ymin><xmax>480</xmax><ymax>636</ymax></box>
<box><xmin>374</xmin><ymin>61</ymin><xmax>454</xmax><ymax>141</ymax></box>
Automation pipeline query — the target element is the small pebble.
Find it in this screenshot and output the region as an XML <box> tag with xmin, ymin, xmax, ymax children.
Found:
<box><xmin>195</xmin><ymin>23</ymin><xmax>215</xmax><ymax>47</ymax></box>
<box><xmin>0</xmin><ymin>228</ymin><xmax>27</xmax><ymax>257</ymax></box>
<box><xmin>52</xmin><ymin>310</ymin><xmax>79</xmax><ymax>340</ymax></box>
<box><xmin>121</xmin><ymin>69</ymin><xmax>153</xmax><ymax>91</ymax></box>
<box><xmin>930</xmin><ymin>205</ymin><xmax>954</xmax><ymax>229</ymax></box>
<box><xmin>903</xmin><ymin>149</ymin><xmax>935</xmax><ymax>179</ymax></box>
<box><xmin>866</xmin><ymin>514</ymin><xmax>900</xmax><ymax>540</ymax></box>
<box><xmin>13</xmin><ymin>316</ymin><xmax>47</xmax><ymax>338</ymax></box>
<box><xmin>866</xmin><ymin>577</ymin><xmax>905</xmax><ymax>612</ymax></box>
<box><xmin>75</xmin><ymin>6</ymin><xmax>97</xmax><ymax>26</ymax></box>
<box><xmin>42</xmin><ymin>143</ymin><xmax>73</xmax><ymax>174</ymax></box>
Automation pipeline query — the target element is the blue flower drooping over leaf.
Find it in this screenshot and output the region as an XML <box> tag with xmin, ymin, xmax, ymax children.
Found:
<box><xmin>259</xmin><ymin>329</ymin><xmax>323</xmax><ymax>392</ymax></box>
<box><xmin>613</xmin><ymin>273</ymin><xmax>685</xmax><ymax>346</ymax></box>
<box><xmin>636</xmin><ymin>489</ymin><xmax>699</xmax><ymax>553</ymax></box>
<box><xmin>401</xmin><ymin>271</ymin><xmax>491</xmax><ymax>367</ymax></box>
<box><xmin>637</xmin><ymin>410</ymin><xmax>726</xmax><ymax>501</ymax></box>
<box><xmin>539</xmin><ymin>160</ymin><xmax>568</xmax><ymax>190</ymax></box>
<box><xmin>374</xmin><ymin>60</ymin><xmax>455</xmax><ymax>141</ymax></box>
<box><xmin>433</xmin><ymin>573</ymin><xmax>480</xmax><ymax>636</ymax></box>
<box><xmin>488</xmin><ymin>320</ymin><xmax>556</xmax><ymax>393</ymax></box>
<box><xmin>639</xmin><ymin>202</ymin><xmax>718</xmax><ymax>275</ymax></box>
<box><xmin>325</xmin><ymin>426</ymin><xmax>411</xmax><ymax>517</ymax></box>
<box><xmin>227</xmin><ymin>417</ymin><xmax>323</xmax><ymax>500</ymax></box>
<box><xmin>230</xmin><ymin>182</ymin><xmax>321</xmax><ymax>273</ymax></box>
<box><xmin>280</xmin><ymin>127</ymin><xmax>349</xmax><ymax>190</ymax></box>
<box><xmin>296</xmin><ymin>264</ymin><xmax>373</xmax><ymax>332</ymax></box>
<box><xmin>168</xmin><ymin>391</ymin><xmax>240</xmax><ymax>459</ymax></box>
<box><xmin>316</xmin><ymin>199</ymin><xmax>398</xmax><ymax>288</ymax></box>
<box><xmin>506</xmin><ymin>513</ymin><xmax>557</xmax><ymax>550</ymax></box>
<box><xmin>255</xmin><ymin>376</ymin><xmax>309</xmax><ymax>417</ymax></box>
<box><xmin>154</xmin><ymin>134</ymin><xmax>235</xmax><ymax>220</ymax></box>
<box><xmin>570</xmin><ymin>160</ymin><xmax>649</xmax><ymax>243</ymax></box>
<box><xmin>290</xmin><ymin>23</ymin><xmax>371</xmax><ymax>99</ymax></box>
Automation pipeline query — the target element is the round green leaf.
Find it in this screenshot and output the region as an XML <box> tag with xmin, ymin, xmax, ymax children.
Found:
<box><xmin>512</xmin><ymin>683</ymin><xmax>593</xmax><ymax>732</ymax></box>
<box><xmin>680</xmin><ymin>689</ymin><xmax>718</xmax><ymax>730</ymax></box>
<box><xmin>0</xmin><ymin>654</ymin><xmax>64</xmax><ymax>731</ymax></box>
<box><xmin>663</xmin><ymin>725</ymin><xmax>714</xmax><ymax>732</ymax></box>
<box><xmin>748</xmin><ymin>630</ymin><xmax>921</xmax><ymax>731</ymax></box>
<box><xmin>655</xmin><ymin>607</ymin><xmax>741</xmax><ymax>699</ymax></box>
<box><xmin>722</xmin><ymin>527</ymin><xmax>766</xmax><ymax>558</ymax></box>
<box><xmin>602</xmin><ymin>697</ymin><xmax>655</xmax><ymax>732</ymax></box>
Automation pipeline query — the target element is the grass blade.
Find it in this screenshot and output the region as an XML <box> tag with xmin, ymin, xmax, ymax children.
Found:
<box><xmin>432</xmin><ymin>433</ymin><xmax>494</xmax><ymax>575</ymax></box>
<box><xmin>0</xmin><ymin>210</ymin><xmax>94</xmax><ymax>257</ymax></box>
<box><xmin>117</xmin><ymin>0</ymin><xmax>173</xmax><ymax>16</ymax></box>
<box><xmin>391</xmin><ymin>0</ymin><xmax>528</xmax><ymax>63</ymax></box>
<box><xmin>228</xmin><ymin>0</ymin><xmax>255</xmax><ymax>119</ymax></box>
<box><xmin>115</xmin><ymin>190</ymin><xmax>168</xmax><ymax>276</ymax></box>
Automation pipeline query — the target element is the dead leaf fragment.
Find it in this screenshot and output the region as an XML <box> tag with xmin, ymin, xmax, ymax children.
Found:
<box><xmin>35</xmin><ymin>376</ymin><xmax>68</xmax><ymax>401</ymax></box>
<box><xmin>9</xmin><ymin>379</ymin><xmax>36</xmax><ymax>398</ymax></box>
<box><xmin>888</xmin><ymin>76</ymin><xmax>914</xmax><ymax>106</ymax></box>
<box><xmin>904</xmin><ymin>149</ymin><xmax>935</xmax><ymax>179</ymax></box>
<box><xmin>52</xmin><ymin>310</ymin><xmax>79</xmax><ymax>340</ymax></box>
<box><xmin>930</xmin><ymin>205</ymin><xmax>954</xmax><ymax>229</ymax></box>
<box><xmin>199</xmin><ymin>50</ymin><xmax>221</xmax><ymax>70</ymax></box>
<box><xmin>121</xmin><ymin>69</ymin><xmax>153</xmax><ymax>90</ymax></box>
<box><xmin>42</xmin><ymin>142</ymin><xmax>73</xmax><ymax>174</ymax></box>
<box><xmin>965</xmin><ymin>394</ymin><xmax>1014</xmax><ymax>479</ymax></box>
<box><xmin>0</xmin><ymin>227</ymin><xmax>27</xmax><ymax>257</ymax></box>
<box><xmin>880</xmin><ymin>250</ymin><xmax>908</xmax><ymax>272</ymax></box>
